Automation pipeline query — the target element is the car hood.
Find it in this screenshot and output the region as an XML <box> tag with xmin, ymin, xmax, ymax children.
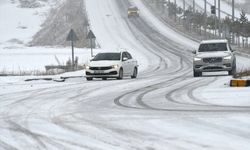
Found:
<box><xmin>88</xmin><ymin>60</ymin><xmax>120</xmax><ymax>67</ymax></box>
<box><xmin>196</xmin><ymin>51</ymin><xmax>231</xmax><ymax>58</ymax></box>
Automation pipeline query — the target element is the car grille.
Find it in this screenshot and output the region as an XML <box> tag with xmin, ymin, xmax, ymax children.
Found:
<box><xmin>204</xmin><ymin>66</ymin><xmax>223</xmax><ymax>70</ymax></box>
<box><xmin>86</xmin><ymin>71</ymin><xmax>117</xmax><ymax>75</ymax></box>
<box><xmin>89</xmin><ymin>66</ymin><xmax>112</xmax><ymax>70</ymax></box>
<box><xmin>203</xmin><ymin>57</ymin><xmax>222</xmax><ymax>63</ymax></box>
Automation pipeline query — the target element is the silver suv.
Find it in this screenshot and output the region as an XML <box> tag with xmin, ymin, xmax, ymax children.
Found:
<box><xmin>192</xmin><ymin>39</ymin><xmax>236</xmax><ymax>77</ymax></box>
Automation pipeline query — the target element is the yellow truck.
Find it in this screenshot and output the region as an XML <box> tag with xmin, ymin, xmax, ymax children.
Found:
<box><xmin>127</xmin><ymin>6</ymin><xmax>139</xmax><ymax>18</ymax></box>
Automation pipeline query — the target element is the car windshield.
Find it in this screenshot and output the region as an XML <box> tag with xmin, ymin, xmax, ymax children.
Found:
<box><xmin>128</xmin><ymin>7</ymin><xmax>138</xmax><ymax>11</ymax></box>
<box><xmin>92</xmin><ymin>53</ymin><xmax>121</xmax><ymax>61</ymax></box>
<box><xmin>198</xmin><ymin>43</ymin><xmax>227</xmax><ymax>52</ymax></box>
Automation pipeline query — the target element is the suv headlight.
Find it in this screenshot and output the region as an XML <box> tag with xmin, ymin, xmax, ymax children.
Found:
<box><xmin>223</xmin><ymin>55</ymin><xmax>232</xmax><ymax>60</ymax></box>
<box><xmin>194</xmin><ymin>57</ymin><xmax>202</xmax><ymax>61</ymax></box>
<box><xmin>85</xmin><ymin>65</ymin><xmax>90</xmax><ymax>69</ymax></box>
<box><xmin>112</xmin><ymin>65</ymin><xmax>119</xmax><ymax>69</ymax></box>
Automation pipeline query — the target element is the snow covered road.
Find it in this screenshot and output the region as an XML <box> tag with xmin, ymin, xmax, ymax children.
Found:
<box><xmin>1</xmin><ymin>0</ymin><xmax>250</xmax><ymax>149</ymax></box>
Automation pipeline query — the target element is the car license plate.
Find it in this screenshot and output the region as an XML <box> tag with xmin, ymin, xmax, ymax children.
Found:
<box><xmin>94</xmin><ymin>70</ymin><xmax>104</xmax><ymax>74</ymax></box>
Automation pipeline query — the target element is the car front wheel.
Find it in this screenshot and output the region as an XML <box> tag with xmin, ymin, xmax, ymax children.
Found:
<box><xmin>131</xmin><ymin>67</ymin><xmax>137</xmax><ymax>79</ymax></box>
<box><xmin>117</xmin><ymin>68</ymin><xmax>123</xmax><ymax>80</ymax></box>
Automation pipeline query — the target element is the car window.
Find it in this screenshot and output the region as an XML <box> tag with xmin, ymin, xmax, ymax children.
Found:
<box><xmin>126</xmin><ymin>52</ymin><xmax>132</xmax><ymax>59</ymax></box>
<box><xmin>122</xmin><ymin>52</ymin><xmax>132</xmax><ymax>61</ymax></box>
<box><xmin>198</xmin><ymin>43</ymin><xmax>228</xmax><ymax>52</ymax></box>
<box><xmin>92</xmin><ymin>53</ymin><xmax>121</xmax><ymax>61</ymax></box>
<box><xmin>122</xmin><ymin>52</ymin><xmax>127</xmax><ymax>59</ymax></box>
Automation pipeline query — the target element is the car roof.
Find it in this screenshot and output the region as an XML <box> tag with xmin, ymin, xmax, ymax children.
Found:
<box><xmin>97</xmin><ymin>51</ymin><xmax>128</xmax><ymax>54</ymax></box>
<box><xmin>200</xmin><ymin>39</ymin><xmax>228</xmax><ymax>44</ymax></box>
<box><xmin>128</xmin><ymin>6</ymin><xmax>138</xmax><ymax>9</ymax></box>
<box><xmin>97</xmin><ymin>52</ymin><xmax>120</xmax><ymax>54</ymax></box>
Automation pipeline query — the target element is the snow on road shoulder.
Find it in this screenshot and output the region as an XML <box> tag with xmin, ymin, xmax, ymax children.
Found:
<box><xmin>0</xmin><ymin>70</ymin><xmax>85</xmax><ymax>95</ymax></box>
<box><xmin>194</xmin><ymin>76</ymin><xmax>250</xmax><ymax>106</ymax></box>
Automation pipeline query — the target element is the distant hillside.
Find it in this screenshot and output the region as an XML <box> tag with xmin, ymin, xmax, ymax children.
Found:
<box><xmin>30</xmin><ymin>0</ymin><xmax>89</xmax><ymax>48</ymax></box>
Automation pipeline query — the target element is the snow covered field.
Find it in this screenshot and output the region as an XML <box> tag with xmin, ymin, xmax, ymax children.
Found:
<box><xmin>0</xmin><ymin>0</ymin><xmax>70</xmax><ymax>73</ymax></box>
<box><xmin>0</xmin><ymin>46</ymin><xmax>95</xmax><ymax>73</ymax></box>
<box><xmin>0</xmin><ymin>0</ymin><xmax>250</xmax><ymax>149</ymax></box>
<box><xmin>0</xmin><ymin>0</ymin><xmax>64</xmax><ymax>45</ymax></box>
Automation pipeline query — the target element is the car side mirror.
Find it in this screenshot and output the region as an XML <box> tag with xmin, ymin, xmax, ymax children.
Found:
<box><xmin>123</xmin><ymin>57</ymin><xmax>128</xmax><ymax>61</ymax></box>
<box><xmin>192</xmin><ymin>50</ymin><xmax>197</xmax><ymax>54</ymax></box>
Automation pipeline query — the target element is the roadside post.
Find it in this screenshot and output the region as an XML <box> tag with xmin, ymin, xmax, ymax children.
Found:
<box><xmin>66</xmin><ymin>29</ymin><xmax>79</xmax><ymax>71</ymax></box>
<box><xmin>87</xmin><ymin>30</ymin><xmax>96</xmax><ymax>57</ymax></box>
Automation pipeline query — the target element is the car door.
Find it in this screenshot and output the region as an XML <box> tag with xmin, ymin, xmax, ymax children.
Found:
<box><xmin>125</xmin><ymin>52</ymin><xmax>135</xmax><ymax>75</ymax></box>
<box><xmin>121</xmin><ymin>52</ymin><xmax>130</xmax><ymax>76</ymax></box>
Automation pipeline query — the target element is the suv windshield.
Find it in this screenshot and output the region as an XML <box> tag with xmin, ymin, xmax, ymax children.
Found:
<box><xmin>198</xmin><ymin>43</ymin><xmax>227</xmax><ymax>52</ymax></box>
<box><xmin>92</xmin><ymin>53</ymin><xmax>121</xmax><ymax>61</ymax></box>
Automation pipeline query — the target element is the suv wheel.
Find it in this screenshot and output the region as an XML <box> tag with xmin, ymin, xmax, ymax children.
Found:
<box><xmin>229</xmin><ymin>62</ymin><xmax>236</xmax><ymax>76</ymax></box>
<box><xmin>193</xmin><ymin>70</ymin><xmax>202</xmax><ymax>77</ymax></box>
<box><xmin>86</xmin><ymin>77</ymin><xmax>93</xmax><ymax>81</ymax></box>
<box><xmin>229</xmin><ymin>66</ymin><xmax>236</xmax><ymax>76</ymax></box>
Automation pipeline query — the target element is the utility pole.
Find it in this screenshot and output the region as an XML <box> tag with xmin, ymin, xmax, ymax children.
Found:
<box><xmin>232</xmin><ymin>0</ymin><xmax>235</xmax><ymax>44</ymax></box>
<box><xmin>204</xmin><ymin>0</ymin><xmax>207</xmax><ymax>15</ymax></box>
<box><xmin>232</xmin><ymin>0</ymin><xmax>235</xmax><ymax>21</ymax></box>
<box><xmin>183</xmin><ymin>0</ymin><xmax>185</xmax><ymax>11</ymax></box>
<box><xmin>174</xmin><ymin>0</ymin><xmax>177</xmax><ymax>22</ymax></box>
<box><xmin>218</xmin><ymin>0</ymin><xmax>221</xmax><ymax>37</ymax></box>
<box><xmin>193</xmin><ymin>0</ymin><xmax>195</xmax><ymax>12</ymax></box>
<box><xmin>204</xmin><ymin>0</ymin><xmax>207</xmax><ymax>37</ymax></box>
<box><xmin>214</xmin><ymin>0</ymin><xmax>217</xmax><ymax>36</ymax></box>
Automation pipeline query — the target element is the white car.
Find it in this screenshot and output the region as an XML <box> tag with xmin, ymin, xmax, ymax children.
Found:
<box><xmin>85</xmin><ymin>51</ymin><xmax>138</xmax><ymax>80</ymax></box>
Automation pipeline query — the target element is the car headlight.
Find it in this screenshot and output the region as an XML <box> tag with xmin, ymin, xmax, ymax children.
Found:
<box><xmin>194</xmin><ymin>57</ymin><xmax>202</xmax><ymax>61</ymax></box>
<box><xmin>112</xmin><ymin>65</ymin><xmax>119</xmax><ymax>69</ymax></box>
<box><xmin>224</xmin><ymin>55</ymin><xmax>232</xmax><ymax>60</ymax></box>
<box><xmin>85</xmin><ymin>65</ymin><xmax>90</xmax><ymax>69</ymax></box>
